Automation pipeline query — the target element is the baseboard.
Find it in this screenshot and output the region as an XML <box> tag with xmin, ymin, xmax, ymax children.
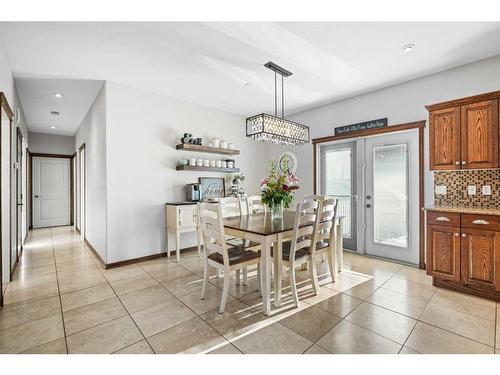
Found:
<box><xmin>84</xmin><ymin>238</ymin><xmax>106</xmax><ymax>269</ymax></box>
<box><xmin>105</xmin><ymin>246</ymin><xmax>198</xmax><ymax>269</ymax></box>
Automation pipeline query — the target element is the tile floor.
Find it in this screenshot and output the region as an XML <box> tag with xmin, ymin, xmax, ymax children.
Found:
<box><xmin>0</xmin><ymin>226</ymin><xmax>499</xmax><ymax>354</ymax></box>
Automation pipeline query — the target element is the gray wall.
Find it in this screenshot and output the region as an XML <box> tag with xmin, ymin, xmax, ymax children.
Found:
<box><xmin>29</xmin><ymin>132</ymin><xmax>75</xmax><ymax>155</ymax></box>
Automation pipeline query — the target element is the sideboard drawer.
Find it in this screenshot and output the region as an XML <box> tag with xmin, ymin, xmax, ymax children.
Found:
<box><xmin>461</xmin><ymin>214</ymin><xmax>500</xmax><ymax>231</ymax></box>
<box><xmin>427</xmin><ymin>211</ymin><xmax>461</xmax><ymax>226</ymax></box>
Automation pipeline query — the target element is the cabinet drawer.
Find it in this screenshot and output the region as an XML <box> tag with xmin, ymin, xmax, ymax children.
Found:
<box><xmin>461</xmin><ymin>214</ymin><xmax>500</xmax><ymax>231</ymax></box>
<box><xmin>427</xmin><ymin>211</ymin><xmax>460</xmax><ymax>226</ymax></box>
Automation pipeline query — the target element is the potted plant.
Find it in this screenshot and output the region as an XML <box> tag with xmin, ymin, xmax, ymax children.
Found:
<box><xmin>259</xmin><ymin>157</ymin><xmax>300</xmax><ymax>220</ymax></box>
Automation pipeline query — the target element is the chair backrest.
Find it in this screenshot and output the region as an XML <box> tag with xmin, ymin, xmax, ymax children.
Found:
<box><xmin>218</xmin><ymin>197</ymin><xmax>242</xmax><ymax>218</ymax></box>
<box><xmin>246</xmin><ymin>195</ymin><xmax>266</xmax><ymax>214</ymax></box>
<box><xmin>289</xmin><ymin>200</ymin><xmax>319</xmax><ymax>263</ymax></box>
<box><xmin>312</xmin><ymin>198</ymin><xmax>338</xmax><ymax>255</ymax></box>
<box><xmin>197</xmin><ymin>203</ymin><xmax>229</xmax><ymax>265</ymax></box>
<box><xmin>303</xmin><ymin>195</ymin><xmax>324</xmax><ymax>213</ymax></box>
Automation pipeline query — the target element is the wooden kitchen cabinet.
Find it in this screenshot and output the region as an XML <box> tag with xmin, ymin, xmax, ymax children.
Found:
<box><xmin>461</xmin><ymin>228</ymin><xmax>500</xmax><ymax>291</ymax></box>
<box><xmin>426</xmin><ymin>224</ymin><xmax>461</xmax><ymax>282</ymax></box>
<box><xmin>429</xmin><ymin>106</ymin><xmax>461</xmax><ymax>170</ymax></box>
<box><xmin>460</xmin><ymin>100</ymin><xmax>498</xmax><ymax>169</ymax></box>
<box><xmin>426</xmin><ymin>91</ymin><xmax>500</xmax><ymax>171</ymax></box>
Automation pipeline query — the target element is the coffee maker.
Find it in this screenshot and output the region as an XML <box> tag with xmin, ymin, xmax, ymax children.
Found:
<box><xmin>185</xmin><ymin>183</ymin><xmax>201</xmax><ymax>202</ymax></box>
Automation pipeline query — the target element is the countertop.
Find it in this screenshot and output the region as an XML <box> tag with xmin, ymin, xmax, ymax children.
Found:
<box><xmin>424</xmin><ymin>205</ymin><xmax>500</xmax><ymax>216</ymax></box>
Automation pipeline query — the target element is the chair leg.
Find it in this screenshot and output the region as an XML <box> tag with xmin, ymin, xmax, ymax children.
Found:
<box><xmin>290</xmin><ymin>263</ymin><xmax>300</xmax><ymax>308</ymax></box>
<box><xmin>219</xmin><ymin>269</ymin><xmax>231</xmax><ymax>314</ymax></box>
<box><xmin>236</xmin><ymin>269</ymin><xmax>241</xmax><ymax>285</ymax></box>
<box><xmin>243</xmin><ymin>266</ymin><xmax>248</xmax><ymax>286</ymax></box>
<box><xmin>201</xmin><ymin>259</ymin><xmax>209</xmax><ymax>300</ymax></box>
<box><xmin>310</xmin><ymin>259</ymin><xmax>320</xmax><ymax>295</ymax></box>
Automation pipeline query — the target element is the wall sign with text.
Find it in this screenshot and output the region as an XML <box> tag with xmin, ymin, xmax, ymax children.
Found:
<box><xmin>334</xmin><ymin>118</ymin><xmax>388</xmax><ymax>135</ymax></box>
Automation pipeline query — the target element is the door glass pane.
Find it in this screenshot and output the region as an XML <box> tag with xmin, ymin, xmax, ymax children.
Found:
<box><xmin>324</xmin><ymin>148</ymin><xmax>352</xmax><ymax>238</ymax></box>
<box><xmin>373</xmin><ymin>144</ymin><xmax>408</xmax><ymax>248</ymax></box>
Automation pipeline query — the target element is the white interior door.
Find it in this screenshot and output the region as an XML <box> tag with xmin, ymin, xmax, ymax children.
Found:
<box><xmin>364</xmin><ymin>130</ymin><xmax>419</xmax><ymax>265</ymax></box>
<box><xmin>33</xmin><ymin>157</ymin><xmax>70</xmax><ymax>228</ymax></box>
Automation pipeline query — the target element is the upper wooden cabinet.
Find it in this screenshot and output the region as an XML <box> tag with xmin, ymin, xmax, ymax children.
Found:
<box><xmin>460</xmin><ymin>100</ymin><xmax>498</xmax><ymax>169</ymax></box>
<box><xmin>427</xmin><ymin>91</ymin><xmax>500</xmax><ymax>171</ymax></box>
<box><xmin>429</xmin><ymin>107</ymin><xmax>461</xmax><ymax>170</ymax></box>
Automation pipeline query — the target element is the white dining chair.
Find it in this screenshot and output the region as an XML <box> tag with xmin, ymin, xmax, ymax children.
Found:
<box><xmin>272</xmin><ymin>199</ymin><xmax>319</xmax><ymax>308</ymax></box>
<box><xmin>246</xmin><ymin>195</ymin><xmax>267</xmax><ymax>214</ymax></box>
<box><xmin>198</xmin><ymin>202</ymin><xmax>262</xmax><ymax>313</ymax></box>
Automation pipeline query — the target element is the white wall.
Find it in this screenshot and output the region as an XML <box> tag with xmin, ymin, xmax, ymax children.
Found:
<box><xmin>74</xmin><ymin>82</ymin><xmax>107</xmax><ymax>262</ymax></box>
<box><xmin>267</xmin><ymin>54</ymin><xmax>500</xmax><ymax>207</ymax></box>
<box><xmin>105</xmin><ymin>82</ymin><xmax>268</xmax><ymax>263</ymax></box>
<box><xmin>29</xmin><ymin>132</ymin><xmax>75</xmax><ymax>155</ymax></box>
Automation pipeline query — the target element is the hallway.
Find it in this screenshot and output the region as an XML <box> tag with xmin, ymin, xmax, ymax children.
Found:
<box><xmin>0</xmin><ymin>227</ymin><xmax>498</xmax><ymax>354</ymax></box>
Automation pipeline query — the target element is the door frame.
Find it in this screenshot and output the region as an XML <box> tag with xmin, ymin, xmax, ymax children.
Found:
<box><xmin>29</xmin><ymin>153</ymin><xmax>74</xmax><ymax>229</ymax></box>
<box><xmin>15</xmin><ymin>127</ymin><xmax>24</xmax><ymax>268</ymax></box>
<box><xmin>0</xmin><ymin>92</ymin><xmax>14</xmax><ymax>306</ymax></box>
<box><xmin>313</xmin><ymin>120</ymin><xmax>426</xmax><ymax>269</ymax></box>
<box><xmin>78</xmin><ymin>143</ymin><xmax>86</xmax><ymax>239</ymax></box>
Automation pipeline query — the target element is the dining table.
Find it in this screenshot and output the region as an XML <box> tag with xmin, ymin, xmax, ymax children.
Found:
<box><xmin>223</xmin><ymin>211</ymin><xmax>344</xmax><ymax>316</ymax></box>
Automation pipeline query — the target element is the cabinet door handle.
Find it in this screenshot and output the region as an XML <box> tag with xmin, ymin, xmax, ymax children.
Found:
<box><xmin>461</xmin><ymin>233</ymin><xmax>466</xmax><ymax>238</ymax></box>
<box><xmin>435</xmin><ymin>216</ymin><xmax>450</xmax><ymax>222</ymax></box>
<box><xmin>472</xmin><ymin>219</ymin><xmax>489</xmax><ymax>225</ymax></box>
<box><xmin>454</xmin><ymin>233</ymin><xmax>459</xmax><ymax>237</ymax></box>
<box><xmin>455</xmin><ymin>161</ymin><xmax>460</xmax><ymax>165</ymax></box>
<box><xmin>461</xmin><ymin>161</ymin><xmax>466</xmax><ymax>165</ymax></box>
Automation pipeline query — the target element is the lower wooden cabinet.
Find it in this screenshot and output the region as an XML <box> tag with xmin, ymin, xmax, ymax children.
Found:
<box><xmin>426</xmin><ymin>211</ymin><xmax>500</xmax><ymax>300</ymax></box>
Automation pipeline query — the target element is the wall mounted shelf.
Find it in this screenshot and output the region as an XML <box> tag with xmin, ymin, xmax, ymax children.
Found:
<box><xmin>176</xmin><ymin>143</ymin><xmax>240</xmax><ymax>155</ymax></box>
<box><xmin>176</xmin><ymin>165</ymin><xmax>240</xmax><ymax>173</ymax></box>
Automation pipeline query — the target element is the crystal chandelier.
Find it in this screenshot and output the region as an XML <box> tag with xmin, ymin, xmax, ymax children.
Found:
<box><xmin>246</xmin><ymin>62</ymin><xmax>310</xmax><ymax>146</ymax></box>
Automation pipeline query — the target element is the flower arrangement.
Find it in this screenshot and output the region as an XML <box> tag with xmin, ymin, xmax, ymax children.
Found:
<box><xmin>260</xmin><ymin>157</ymin><xmax>300</xmax><ymax>219</ymax></box>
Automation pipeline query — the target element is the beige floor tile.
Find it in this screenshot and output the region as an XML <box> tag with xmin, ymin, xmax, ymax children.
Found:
<box><xmin>304</xmin><ymin>344</ymin><xmax>331</xmax><ymax>354</ymax></box>
<box><xmin>314</xmin><ymin>293</ymin><xmax>362</xmax><ymax>317</ymax></box>
<box><xmin>19</xmin><ymin>256</ymin><xmax>55</xmax><ymax>269</ymax></box>
<box><xmin>176</xmin><ymin>257</ymin><xmax>205</xmax><ymax>275</ymax></box>
<box><xmin>120</xmin><ymin>284</ymin><xmax>176</xmax><ymax>314</ymax></box>
<box><xmin>342</xmin><ymin>279</ymin><xmax>380</xmax><ymax>300</ymax></box>
<box><xmin>231</xmin><ymin>322</ymin><xmax>313</xmax><ymax>354</ymax></box>
<box><xmin>109</xmin><ymin>273</ymin><xmax>158</xmax><ymax>295</ymax></box>
<box><xmin>382</xmin><ymin>277</ymin><xmax>436</xmax><ymax>302</ymax></box>
<box><xmin>3</xmin><ymin>280</ymin><xmax>59</xmax><ymax>305</ymax></box>
<box><xmin>63</xmin><ymin>297</ymin><xmax>127</xmax><ymax>335</ymax></box>
<box><xmin>317</xmin><ymin>320</ymin><xmax>401</xmax><ymax>354</ymax></box>
<box><xmin>148</xmin><ymin>317</ymin><xmax>226</xmax><ymax>354</ymax></box>
<box><xmin>141</xmin><ymin>262</ymin><xmax>194</xmax><ymax>283</ymax></box>
<box><xmin>405</xmin><ymin>322</ymin><xmax>493</xmax><ymax>354</ymax></box>
<box><xmin>420</xmin><ymin>303</ymin><xmax>495</xmax><ymax>346</ymax></box>
<box><xmin>279</xmin><ymin>305</ymin><xmax>341</xmax><ymax>342</ymax></box>
<box><xmin>393</xmin><ymin>266</ymin><xmax>433</xmax><ymax>286</ymax></box>
<box><xmin>60</xmin><ymin>284</ymin><xmax>115</xmax><ymax>312</ymax></box>
<box><xmin>430</xmin><ymin>289</ymin><xmax>496</xmax><ymax>321</ymax></box>
<box><xmin>115</xmin><ymin>340</ymin><xmax>154</xmax><ymax>354</ymax></box>
<box><xmin>345</xmin><ymin>302</ymin><xmax>417</xmax><ymax>344</ymax></box>
<box><xmin>0</xmin><ymin>295</ymin><xmax>61</xmax><ymax>331</ymax></box>
<box><xmin>208</xmin><ymin>342</ymin><xmax>242</xmax><ymax>354</ymax></box>
<box><xmin>324</xmin><ymin>271</ymin><xmax>372</xmax><ymax>293</ymax></box>
<box><xmin>58</xmin><ymin>269</ymin><xmax>107</xmax><ymax>294</ymax></box>
<box><xmin>179</xmin><ymin>285</ymin><xmax>234</xmax><ymax>315</ymax></box>
<box><xmin>399</xmin><ymin>346</ymin><xmax>420</xmax><ymax>354</ymax></box>
<box><xmin>0</xmin><ymin>314</ymin><xmax>64</xmax><ymax>353</ymax></box>
<box><xmin>12</xmin><ymin>263</ymin><xmax>56</xmax><ymax>280</ymax></box>
<box><xmin>131</xmin><ymin>299</ymin><xmax>196</xmax><ymax>337</ymax></box>
<box><xmin>22</xmin><ymin>338</ymin><xmax>67</xmax><ymax>354</ymax></box>
<box><xmin>210</xmin><ymin>274</ymin><xmax>261</xmax><ymax>298</ymax></box>
<box><xmin>6</xmin><ymin>273</ymin><xmax>57</xmax><ymax>293</ymax></box>
<box><xmin>200</xmin><ymin>300</ymin><xmax>269</xmax><ymax>341</ymax></box>
<box><xmin>102</xmin><ymin>265</ymin><xmax>146</xmax><ymax>282</ymax></box>
<box><xmin>67</xmin><ymin>315</ymin><xmax>143</xmax><ymax>354</ymax></box>
<box><xmin>366</xmin><ymin>288</ymin><xmax>429</xmax><ymax>319</ymax></box>
<box><xmin>162</xmin><ymin>274</ymin><xmax>205</xmax><ymax>297</ymax></box>
<box><xmin>56</xmin><ymin>257</ymin><xmax>97</xmax><ymax>271</ymax></box>
<box><xmin>300</xmin><ymin>283</ymin><xmax>342</xmax><ymax>305</ymax></box>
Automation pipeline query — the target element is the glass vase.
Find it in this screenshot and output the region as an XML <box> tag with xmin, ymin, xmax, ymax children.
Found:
<box><xmin>270</xmin><ymin>202</ymin><xmax>284</xmax><ymax>220</ymax></box>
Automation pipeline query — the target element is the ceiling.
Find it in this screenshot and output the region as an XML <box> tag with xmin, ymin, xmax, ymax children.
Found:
<box><xmin>1</xmin><ymin>22</ymin><xmax>500</xmax><ymax>136</ymax></box>
<box><xmin>15</xmin><ymin>78</ymin><xmax>103</xmax><ymax>135</ymax></box>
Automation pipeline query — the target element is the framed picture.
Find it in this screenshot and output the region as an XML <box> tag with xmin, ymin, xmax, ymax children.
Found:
<box><xmin>278</xmin><ymin>151</ymin><xmax>298</xmax><ymax>174</ymax></box>
<box><xmin>198</xmin><ymin>177</ymin><xmax>226</xmax><ymax>200</ymax></box>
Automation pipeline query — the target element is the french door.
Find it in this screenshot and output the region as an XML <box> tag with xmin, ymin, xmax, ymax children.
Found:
<box><xmin>319</xmin><ymin>141</ymin><xmax>357</xmax><ymax>250</ymax></box>
<box><xmin>318</xmin><ymin>130</ymin><xmax>420</xmax><ymax>265</ymax></box>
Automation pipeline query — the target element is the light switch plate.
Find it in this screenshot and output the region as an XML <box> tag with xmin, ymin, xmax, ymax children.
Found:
<box><xmin>482</xmin><ymin>185</ymin><xmax>492</xmax><ymax>195</ymax></box>
<box><xmin>467</xmin><ymin>185</ymin><xmax>477</xmax><ymax>195</ymax></box>
<box><xmin>435</xmin><ymin>185</ymin><xmax>447</xmax><ymax>195</ymax></box>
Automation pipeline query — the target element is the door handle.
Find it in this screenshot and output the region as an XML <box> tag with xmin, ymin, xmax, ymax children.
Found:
<box><xmin>34</xmin><ymin>195</ymin><xmax>41</xmax><ymax>198</ymax></box>
<box><xmin>366</xmin><ymin>204</ymin><xmax>371</xmax><ymax>208</ymax></box>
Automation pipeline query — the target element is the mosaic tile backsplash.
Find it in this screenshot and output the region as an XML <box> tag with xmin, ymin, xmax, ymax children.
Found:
<box><xmin>434</xmin><ymin>169</ymin><xmax>500</xmax><ymax>207</ymax></box>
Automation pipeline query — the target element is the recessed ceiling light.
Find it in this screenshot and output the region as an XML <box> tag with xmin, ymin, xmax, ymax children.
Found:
<box><xmin>401</xmin><ymin>43</ymin><xmax>415</xmax><ymax>53</ymax></box>
<box><xmin>50</xmin><ymin>126</ymin><xmax>57</xmax><ymax>129</ymax></box>
<box><xmin>53</xmin><ymin>92</ymin><xmax>64</xmax><ymax>98</ymax></box>
<box><xmin>50</xmin><ymin>111</ymin><xmax>60</xmax><ymax>116</ymax></box>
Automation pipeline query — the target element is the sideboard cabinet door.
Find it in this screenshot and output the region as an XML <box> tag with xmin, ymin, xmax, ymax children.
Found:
<box><xmin>429</xmin><ymin>107</ymin><xmax>461</xmax><ymax>170</ymax></box>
